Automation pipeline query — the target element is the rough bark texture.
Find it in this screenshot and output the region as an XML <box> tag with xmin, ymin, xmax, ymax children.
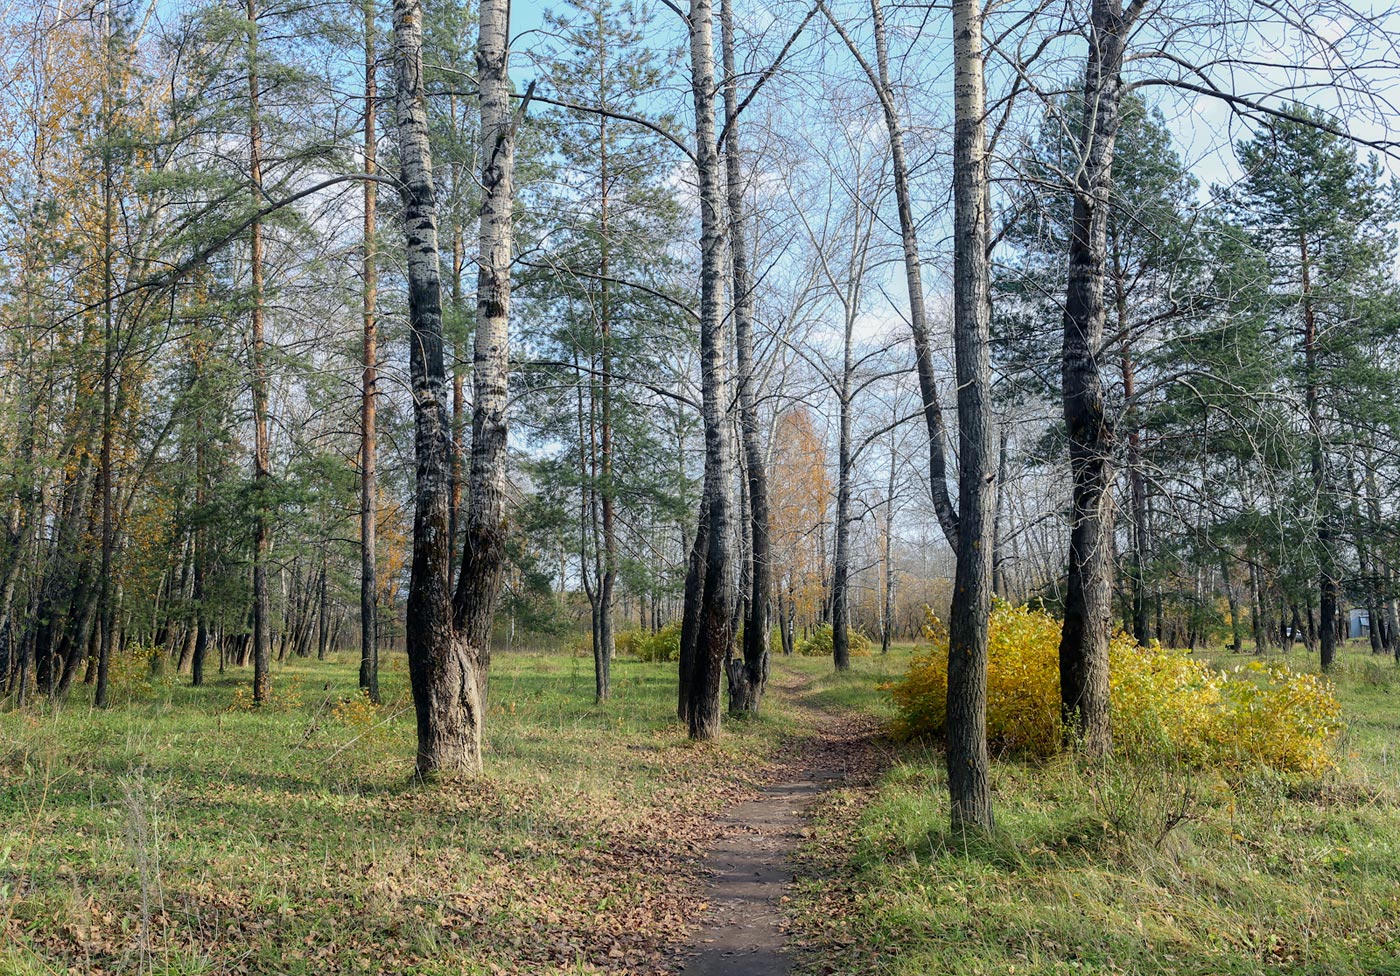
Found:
<box><xmin>395</xmin><ymin>0</ymin><xmax>509</xmax><ymax>778</ymax></box>
<box><xmin>1059</xmin><ymin>0</ymin><xmax>1134</xmax><ymax>758</ymax></box>
<box><xmin>832</xmin><ymin>350</ymin><xmax>854</xmax><ymax>673</ymax></box>
<box><xmin>681</xmin><ymin>0</ymin><xmax>734</xmax><ymax>741</ymax></box>
<box><xmin>450</xmin><ymin>0</ymin><xmax>514</xmax><ymax>729</ymax></box>
<box><xmin>720</xmin><ymin>0</ymin><xmax>769</xmax><ymax>714</ymax></box>
<box><xmin>360</xmin><ymin>0</ymin><xmax>380</xmax><ymax>703</ymax></box>
<box><xmin>248</xmin><ymin>0</ymin><xmax>272</xmax><ymax>706</ymax></box>
<box><xmin>947</xmin><ymin>0</ymin><xmax>995</xmax><ymax>831</ymax></box>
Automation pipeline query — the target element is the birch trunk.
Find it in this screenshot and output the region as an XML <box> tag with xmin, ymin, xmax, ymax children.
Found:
<box><xmin>681</xmin><ymin>0</ymin><xmax>734</xmax><ymax>740</ymax></box>
<box><xmin>819</xmin><ymin>0</ymin><xmax>959</xmax><ymax>548</ymax></box>
<box><xmin>394</xmin><ymin>0</ymin><xmax>509</xmax><ymax>778</ymax></box>
<box><xmin>247</xmin><ymin>0</ymin><xmax>272</xmax><ymax>706</ymax></box>
<box><xmin>720</xmin><ymin>0</ymin><xmax>769</xmax><ymax>713</ymax></box>
<box><xmin>360</xmin><ymin>0</ymin><xmax>380</xmax><ymax>703</ymax></box>
<box><xmin>450</xmin><ymin>0</ymin><xmax>514</xmax><ymax>730</ymax></box>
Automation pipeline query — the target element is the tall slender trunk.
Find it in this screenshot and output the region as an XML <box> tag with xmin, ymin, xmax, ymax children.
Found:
<box><xmin>719</xmin><ymin>0</ymin><xmax>769</xmax><ymax>713</ymax></box>
<box><xmin>992</xmin><ymin>424</ymin><xmax>1009</xmax><ymax>597</ymax></box>
<box><xmin>1221</xmin><ymin>555</ymin><xmax>1243</xmax><ymax>653</ymax></box>
<box><xmin>595</xmin><ymin>43</ymin><xmax>617</xmax><ymax>702</ymax></box>
<box><xmin>449</xmin><ymin>93</ymin><xmax>466</xmax><ymax>574</ymax></box>
<box><xmin>681</xmin><ymin>0</ymin><xmax>734</xmax><ymax>740</ymax></box>
<box><xmin>1299</xmin><ymin>234</ymin><xmax>1336</xmax><ymax>671</ymax></box>
<box><xmin>248</xmin><ymin>0</ymin><xmax>272</xmax><ymax>705</ymax></box>
<box><xmin>360</xmin><ymin>0</ymin><xmax>380</xmax><ymax>702</ymax></box>
<box><xmin>447</xmin><ymin>0</ymin><xmax>514</xmax><ymax>754</ymax></box>
<box><xmin>94</xmin><ymin>16</ymin><xmax>117</xmax><ymax>707</ymax></box>
<box><xmin>395</xmin><ymin>0</ymin><xmax>512</xmax><ymax>777</ymax></box>
<box><xmin>820</xmin><ymin>0</ymin><xmax>958</xmax><ymax>547</ymax></box>
<box><xmin>1119</xmin><ymin>281</ymin><xmax>1150</xmax><ymax>644</ymax></box>
<box><xmin>316</xmin><ymin>557</ymin><xmax>330</xmax><ymax>659</ymax></box>
<box><xmin>192</xmin><ymin>422</ymin><xmax>209</xmax><ymax>686</ymax></box>
<box><xmin>832</xmin><ymin>382</ymin><xmax>853</xmax><ymax>671</ymax></box>
<box><xmin>1059</xmin><ymin>0</ymin><xmax>1135</xmax><ymax>757</ymax></box>
<box><xmin>882</xmin><ymin>419</ymin><xmax>897</xmax><ymax>655</ymax></box>
<box><xmin>1249</xmin><ymin>558</ymin><xmax>1268</xmax><ymax>652</ymax></box>
<box><xmin>947</xmin><ymin>0</ymin><xmax>995</xmax><ymax>830</ymax></box>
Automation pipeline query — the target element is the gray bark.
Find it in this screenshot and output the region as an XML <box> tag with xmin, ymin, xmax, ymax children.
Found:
<box><xmin>360</xmin><ymin>0</ymin><xmax>380</xmax><ymax>702</ymax></box>
<box><xmin>1059</xmin><ymin>0</ymin><xmax>1141</xmax><ymax>756</ymax></box>
<box><xmin>721</xmin><ymin>0</ymin><xmax>770</xmax><ymax>714</ymax></box>
<box><xmin>819</xmin><ymin>0</ymin><xmax>959</xmax><ymax>549</ymax></box>
<box><xmin>394</xmin><ymin>0</ymin><xmax>513</xmax><ymax>777</ymax></box>
<box><xmin>947</xmin><ymin>0</ymin><xmax>996</xmax><ymax>830</ymax></box>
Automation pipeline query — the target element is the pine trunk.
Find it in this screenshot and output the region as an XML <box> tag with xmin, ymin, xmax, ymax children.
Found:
<box><xmin>1058</xmin><ymin>0</ymin><xmax>1131</xmax><ymax>757</ymax></box>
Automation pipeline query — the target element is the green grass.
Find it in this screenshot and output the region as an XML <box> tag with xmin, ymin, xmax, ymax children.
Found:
<box><xmin>10</xmin><ymin>637</ymin><xmax>1400</xmax><ymax>976</ymax></box>
<box><xmin>785</xmin><ymin>643</ymin><xmax>917</xmax><ymax>715</ymax></box>
<box><xmin>0</xmin><ymin>646</ymin><xmax>801</xmax><ymax>975</ymax></box>
<box><xmin>790</xmin><ymin>639</ymin><xmax>1400</xmax><ymax>976</ymax></box>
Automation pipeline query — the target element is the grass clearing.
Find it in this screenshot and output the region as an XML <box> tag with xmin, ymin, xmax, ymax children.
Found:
<box><xmin>1</xmin><ymin>648</ymin><xmax>801</xmax><ymax>975</ymax></box>
<box><xmin>9</xmin><ymin>637</ymin><xmax>1400</xmax><ymax>975</ymax></box>
<box><xmin>791</xmin><ymin>641</ymin><xmax>1400</xmax><ymax>975</ymax></box>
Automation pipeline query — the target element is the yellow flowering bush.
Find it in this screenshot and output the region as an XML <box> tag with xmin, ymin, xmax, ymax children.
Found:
<box><xmin>107</xmin><ymin>645</ymin><xmax>160</xmax><ymax>697</ymax></box>
<box><xmin>889</xmin><ymin>602</ymin><xmax>1343</xmax><ymax>774</ymax></box>
<box><xmin>227</xmin><ymin>674</ymin><xmax>305</xmax><ymax>712</ymax></box>
<box><xmin>796</xmin><ymin>624</ymin><xmax>872</xmax><ymax>658</ymax></box>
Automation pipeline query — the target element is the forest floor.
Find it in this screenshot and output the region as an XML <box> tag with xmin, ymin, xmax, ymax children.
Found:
<box><xmin>786</xmin><ymin>640</ymin><xmax>1400</xmax><ymax>976</ymax></box>
<box><xmin>674</xmin><ymin>670</ymin><xmax>887</xmax><ymax>975</ymax></box>
<box><xmin>3</xmin><ymin>640</ymin><xmax>1400</xmax><ymax>976</ymax></box>
<box><xmin>0</xmin><ymin>643</ymin><xmax>904</xmax><ymax>976</ymax></box>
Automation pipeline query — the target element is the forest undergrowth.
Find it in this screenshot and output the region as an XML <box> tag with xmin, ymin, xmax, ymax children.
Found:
<box><xmin>4</xmin><ymin>642</ymin><xmax>1399</xmax><ymax>975</ymax></box>
<box><xmin>789</xmin><ymin>642</ymin><xmax>1400</xmax><ymax>976</ymax></box>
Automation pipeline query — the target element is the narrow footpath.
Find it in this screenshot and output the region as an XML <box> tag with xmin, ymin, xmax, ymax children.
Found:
<box><xmin>675</xmin><ymin>680</ymin><xmax>887</xmax><ymax>975</ymax></box>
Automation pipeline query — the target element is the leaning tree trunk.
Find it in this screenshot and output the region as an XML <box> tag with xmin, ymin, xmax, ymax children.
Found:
<box><xmin>820</xmin><ymin>0</ymin><xmax>959</xmax><ymax>548</ymax></box>
<box><xmin>394</xmin><ymin>0</ymin><xmax>513</xmax><ymax>778</ymax></box>
<box><xmin>680</xmin><ymin>0</ymin><xmax>734</xmax><ymax>741</ymax></box>
<box><xmin>720</xmin><ymin>0</ymin><xmax>770</xmax><ymax>714</ymax></box>
<box><xmin>946</xmin><ymin>0</ymin><xmax>996</xmax><ymax>831</ymax></box>
<box><xmin>360</xmin><ymin>0</ymin><xmax>381</xmax><ymax>703</ymax></box>
<box><xmin>1058</xmin><ymin>0</ymin><xmax>1134</xmax><ymax>758</ymax></box>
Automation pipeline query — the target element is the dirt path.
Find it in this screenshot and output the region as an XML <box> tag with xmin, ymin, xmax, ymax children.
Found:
<box><xmin>675</xmin><ymin>683</ymin><xmax>885</xmax><ymax>976</ymax></box>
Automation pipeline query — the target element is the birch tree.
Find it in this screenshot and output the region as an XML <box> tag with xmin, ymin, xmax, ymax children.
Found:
<box><xmin>394</xmin><ymin>0</ymin><xmax>515</xmax><ymax>776</ymax></box>
<box><xmin>679</xmin><ymin>0</ymin><xmax>734</xmax><ymax>740</ymax></box>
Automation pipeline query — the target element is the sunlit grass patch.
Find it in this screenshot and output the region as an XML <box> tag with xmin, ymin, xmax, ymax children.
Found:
<box><xmin>792</xmin><ymin>640</ymin><xmax>1400</xmax><ymax>976</ymax></box>
<box><xmin>0</xmin><ymin>646</ymin><xmax>797</xmax><ymax>975</ymax></box>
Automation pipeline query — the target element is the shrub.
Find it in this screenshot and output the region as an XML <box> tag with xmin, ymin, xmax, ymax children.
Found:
<box><xmin>795</xmin><ymin>624</ymin><xmax>872</xmax><ymax>658</ymax></box>
<box><xmin>629</xmin><ymin>622</ymin><xmax>682</xmax><ymax>663</ymax></box>
<box><xmin>889</xmin><ymin>601</ymin><xmax>1343</xmax><ymax>774</ymax></box>
<box><xmin>615</xmin><ymin>629</ymin><xmax>646</xmax><ymax>659</ymax></box>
